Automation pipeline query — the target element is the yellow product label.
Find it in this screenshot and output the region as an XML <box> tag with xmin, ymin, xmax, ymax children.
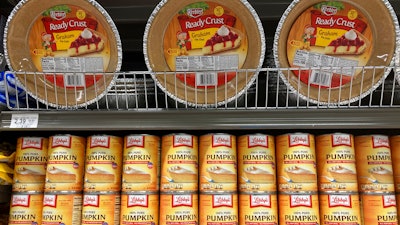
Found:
<box><xmin>276</xmin><ymin>133</ymin><xmax>317</xmax><ymax>192</ymax></box>
<box><xmin>14</xmin><ymin>137</ymin><xmax>48</xmax><ymax>192</ymax></box>
<box><xmin>319</xmin><ymin>193</ymin><xmax>361</xmax><ymax>225</ymax></box>
<box><xmin>200</xmin><ymin>194</ymin><xmax>238</xmax><ymax>225</ymax></box>
<box><xmin>9</xmin><ymin>193</ymin><xmax>44</xmax><ymax>225</ymax></box>
<box><xmin>278</xmin><ymin>193</ymin><xmax>320</xmax><ymax>225</ymax></box>
<box><xmin>239</xmin><ymin>193</ymin><xmax>278</xmax><ymax>225</ymax></box>
<box><xmin>355</xmin><ymin>135</ymin><xmax>395</xmax><ymax>193</ymax></box>
<box><xmin>316</xmin><ymin>133</ymin><xmax>358</xmax><ymax>192</ymax></box>
<box><xmin>315</xmin><ymin>28</ymin><xmax>347</xmax><ymax>46</ymax></box>
<box><xmin>122</xmin><ymin>135</ymin><xmax>160</xmax><ymax>192</ymax></box>
<box><xmin>361</xmin><ymin>194</ymin><xmax>398</xmax><ymax>225</ymax></box>
<box><xmin>42</xmin><ymin>193</ymin><xmax>83</xmax><ymax>225</ymax></box>
<box><xmin>82</xmin><ymin>193</ymin><xmax>121</xmax><ymax>225</ymax></box>
<box><xmin>120</xmin><ymin>193</ymin><xmax>159</xmax><ymax>225</ymax></box>
<box><xmin>390</xmin><ymin>136</ymin><xmax>400</xmax><ymax>192</ymax></box>
<box><xmin>84</xmin><ymin>135</ymin><xmax>123</xmax><ymax>192</ymax></box>
<box><xmin>161</xmin><ymin>134</ymin><xmax>198</xmax><ymax>192</ymax></box>
<box><xmin>199</xmin><ymin>134</ymin><xmax>237</xmax><ymax>192</ymax></box>
<box><xmin>45</xmin><ymin>135</ymin><xmax>86</xmax><ymax>192</ymax></box>
<box><xmin>160</xmin><ymin>193</ymin><xmax>198</xmax><ymax>225</ymax></box>
<box><xmin>238</xmin><ymin>134</ymin><xmax>276</xmax><ymax>192</ymax></box>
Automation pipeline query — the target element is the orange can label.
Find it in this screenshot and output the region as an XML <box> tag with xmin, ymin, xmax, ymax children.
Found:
<box><xmin>82</xmin><ymin>192</ymin><xmax>121</xmax><ymax>225</ymax></box>
<box><xmin>239</xmin><ymin>193</ymin><xmax>278</xmax><ymax>225</ymax></box>
<box><xmin>316</xmin><ymin>133</ymin><xmax>358</xmax><ymax>192</ymax></box>
<box><xmin>278</xmin><ymin>193</ymin><xmax>320</xmax><ymax>225</ymax></box>
<box><xmin>84</xmin><ymin>135</ymin><xmax>123</xmax><ymax>191</ymax></box>
<box><xmin>238</xmin><ymin>134</ymin><xmax>276</xmax><ymax>192</ymax></box>
<box><xmin>360</xmin><ymin>194</ymin><xmax>398</xmax><ymax>225</ymax></box>
<box><xmin>390</xmin><ymin>136</ymin><xmax>400</xmax><ymax>192</ymax></box>
<box><xmin>122</xmin><ymin>135</ymin><xmax>160</xmax><ymax>192</ymax></box>
<box><xmin>200</xmin><ymin>194</ymin><xmax>238</xmax><ymax>225</ymax></box>
<box><xmin>14</xmin><ymin>137</ymin><xmax>48</xmax><ymax>192</ymax></box>
<box><xmin>199</xmin><ymin>134</ymin><xmax>237</xmax><ymax>192</ymax></box>
<box><xmin>159</xmin><ymin>193</ymin><xmax>198</xmax><ymax>225</ymax></box>
<box><xmin>319</xmin><ymin>193</ymin><xmax>361</xmax><ymax>225</ymax></box>
<box><xmin>120</xmin><ymin>193</ymin><xmax>159</xmax><ymax>225</ymax></box>
<box><xmin>355</xmin><ymin>135</ymin><xmax>395</xmax><ymax>193</ymax></box>
<box><xmin>42</xmin><ymin>192</ymin><xmax>83</xmax><ymax>225</ymax></box>
<box><xmin>9</xmin><ymin>193</ymin><xmax>44</xmax><ymax>225</ymax></box>
<box><xmin>276</xmin><ymin>133</ymin><xmax>317</xmax><ymax>192</ymax></box>
<box><xmin>161</xmin><ymin>134</ymin><xmax>198</xmax><ymax>192</ymax></box>
<box><xmin>45</xmin><ymin>135</ymin><xmax>86</xmax><ymax>191</ymax></box>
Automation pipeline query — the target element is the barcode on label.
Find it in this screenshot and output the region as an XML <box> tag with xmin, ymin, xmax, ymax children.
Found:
<box><xmin>310</xmin><ymin>71</ymin><xmax>332</xmax><ymax>86</ymax></box>
<box><xmin>65</xmin><ymin>73</ymin><xmax>85</xmax><ymax>87</ymax></box>
<box><xmin>196</xmin><ymin>72</ymin><xmax>217</xmax><ymax>86</ymax></box>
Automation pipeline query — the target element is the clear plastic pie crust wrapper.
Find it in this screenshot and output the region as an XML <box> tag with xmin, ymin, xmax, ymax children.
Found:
<box><xmin>144</xmin><ymin>0</ymin><xmax>265</xmax><ymax>107</ymax></box>
<box><xmin>4</xmin><ymin>0</ymin><xmax>122</xmax><ymax>108</ymax></box>
<box><xmin>273</xmin><ymin>0</ymin><xmax>400</xmax><ymax>105</ymax></box>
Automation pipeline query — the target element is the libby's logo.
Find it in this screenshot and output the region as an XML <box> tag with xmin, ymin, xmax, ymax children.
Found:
<box><xmin>250</xmin><ymin>195</ymin><xmax>271</xmax><ymax>208</ymax></box>
<box><xmin>289</xmin><ymin>134</ymin><xmax>309</xmax><ymax>147</ymax></box>
<box><xmin>51</xmin><ymin>136</ymin><xmax>71</xmax><ymax>148</ymax></box>
<box><xmin>328</xmin><ymin>195</ymin><xmax>352</xmax><ymax>208</ymax></box>
<box><xmin>12</xmin><ymin>195</ymin><xmax>30</xmax><ymax>207</ymax></box>
<box><xmin>248</xmin><ymin>135</ymin><xmax>268</xmax><ymax>148</ymax></box>
<box><xmin>50</xmin><ymin>11</ymin><xmax>67</xmax><ymax>20</ymax></box>
<box><xmin>172</xmin><ymin>195</ymin><xmax>193</xmax><ymax>207</ymax></box>
<box><xmin>213</xmin><ymin>195</ymin><xmax>233</xmax><ymax>208</ymax></box>
<box><xmin>128</xmin><ymin>195</ymin><xmax>148</xmax><ymax>207</ymax></box>
<box><xmin>373</xmin><ymin>135</ymin><xmax>390</xmax><ymax>148</ymax></box>
<box><xmin>212</xmin><ymin>135</ymin><xmax>232</xmax><ymax>148</ymax></box>
<box><xmin>321</xmin><ymin>5</ymin><xmax>338</xmax><ymax>16</ymax></box>
<box><xmin>383</xmin><ymin>195</ymin><xmax>396</xmax><ymax>208</ymax></box>
<box><xmin>173</xmin><ymin>135</ymin><xmax>193</xmax><ymax>147</ymax></box>
<box><xmin>187</xmin><ymin>8</ymin><xmax>204</xmax><ymax>18</ymax></box>
<box><xmin>43</xmin><ymin>195</ymin><xmax>57</xmax><ymax>207</ymax></box>
<box><xmin>83</xmin><ymin>195</ymin><xmax>100</xmax><ymax>207</ymax></box>
<box><xmin>332</xmin><ymin>134</ymin><xmax>351</xmax><ymax>147</ymax></box>
<box><xmin>90</xmin><ymin>136</ymin><xmax>110</xmax><ymax>148</ymax></box>
<box><xmin>126</xmin><ymin>136</ymin><xmax>144</xmax><ymax>148</ymax></box>
<box><xmin>21</xmin><ymin>138</ymin><xmax>43</xmax><ymax>150</ymax></box>
<box><xmin>290</xmin><ymin>195</ymin><xmax>312</xmax><ymax>208</ymax></box>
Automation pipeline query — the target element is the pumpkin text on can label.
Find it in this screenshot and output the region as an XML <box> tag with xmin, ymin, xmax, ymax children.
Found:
<box><xmin>200</xmin><ymin>193</ymin><xmax>238</xmax><ymax>225</ymax></box>
<box><xmin>361</xmin><ymin>194</ymin><xmax>398</xmax><ymax>225</ymax></box>
<box><xmin>120</xmin><ymin>193</ymin><xmax>159</xmax><ymax>225</ymax></box>
<box><xmin>319</xmin><ymin>193</ymin><xmax>361</xmax><ymax>225</ymax></box>
<box><xmin>82</xmin><ymin>193</ymin><xmax>121</xmax><ymax>225</ymax></box>
<box><xmin>9</xmin><ymin>193</ymin><xmax>44</xmax><ymax>225</ymax></box>
<box><xmin>239</xmin><ymin>193</ymin><xmax>278</xmax><ymax>225</ymax></box>
<box><xmin>278</xmin><ymin>193</ymin><xmax>320</xmax><ymax>225</ymax></box>
<box><xmin>42</xmin><ymin>192</ymin><xmax>83</xmax><ymax>225</ymax></box>
<box><xmin>159</xmin><ymin>193</ymin><xmax>198</xmax><ymax>225</ymax></box>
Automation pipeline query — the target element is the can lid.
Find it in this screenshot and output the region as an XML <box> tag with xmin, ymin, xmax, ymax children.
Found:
<box><xmin>239</xmin><ymin>191</ymin><xmax>277</xmax><ymax>195</ymax></box>
<box><xmin>83</xmin><ymin>191</ymin><xmax>121</xmax><ymax>195</ymax></box>
<box><xmin>122</xmin><ymin>191</ymin><xmax>159</xmax><ymax>195</ymax></box>
<box><xmin>161</xmin><ymin>190</ymin><xmax>199</xmax><ymax>195</ymax></box>
<box><xmin>44</xmin><ymin>190</ymin><xmax>83</xmax><ymax>195</ymax></box>
<box><xmin>278</xmin><ymin>191</ymin><xmax>319</xmax><ymax>195</ymax></box>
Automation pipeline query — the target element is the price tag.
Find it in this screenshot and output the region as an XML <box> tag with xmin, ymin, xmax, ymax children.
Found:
<box><xmin>10</xmin><ymin>114</ymin><xmax>39</xmax><ymax>128</ymax></box>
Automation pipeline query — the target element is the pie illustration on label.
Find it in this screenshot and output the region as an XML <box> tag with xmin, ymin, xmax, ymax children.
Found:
<box><xmin>324</xmin><ymin>29</ymin><xmax>368</xmax><ymax>55</ymax></box>
<box><xmin>369</xmin><ymin>166</ymin><xmax>393</xmax><ymax>183</ymax></box>
<box><xmin>46</xmin><ymin>166</ymin><xmax>76</xmax><ymax>183</ymax></box>
<box><xmin>285</xmin><ymin>166</ymin><xmax>316</xmax><ymax>183</ymax></box>
<box><xmin>123</xmin><ymin>166</ymin><xmax>150</xmax><ymax>183</ymax></box>
<box><xmin>168</xmin><ymin>165</ymin><xmax>197</xmax><ymax>183</ymax></box>
<box><xmin>85</xmin><ymin>166</ymin><xmax>115</xmax><ymax>183</ymax></box>
<box><xmin>327</xmin><ymin>165</ymin><xmax>356</xmax><ymax>183</ymax></box>
<box><xmin>15</xmin><ymin>167</ymin><xmax>45</xmax><ymax>183</ymax></box>
<box><xmin>207</xmin><ymin>165</ymin><xmax>236</xmax><ymax>183</ymax></box>
<box><xmin>244</xmin><ymin>166</ymin><xmax>274</xmax><ymax>183</ymax></box>
<box><xmin>67</xmin><ymin>28</ymin><xmax>105</xmax><ymax>57</ymax></box>
<box><xmin>202</xmin><ymin>25</ymin><xmax>241</xmax><ymax>55</ymax></box>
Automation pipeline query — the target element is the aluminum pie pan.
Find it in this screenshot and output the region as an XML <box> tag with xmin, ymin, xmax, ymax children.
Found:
<box><xmin>3</xmin><ymin>0</ymin><xmax>122</xmax><ymax>109</ymax></box>
<box><xmin>273</xmin><ymin>0</ymin><xmax>399</xmax><ymax>105</ymax></box>
<box><xmin>144</xmin><ymin>0</ymin><xmax>265</xmax><ymax>108</ymax></box>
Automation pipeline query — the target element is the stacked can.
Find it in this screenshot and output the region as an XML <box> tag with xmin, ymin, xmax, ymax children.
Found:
<box><xmin>160</xmin><ymin>133</ymin><xmax>198</xmax><ymax>225</ymax></box>
<box><xmin>199</xmin><ymin>133</ymin><xmax>238</xmax><ymax>225</ymax></box>
<box><xmin>121</xmin><ymin>134</ymin><xmax>160</xmax><ymax>225</ymax></box>
<box><xmin>238</xmin><ymin>134</ymin><xmax>278</xmax><ymax>225</ymax></box>
<box><xmin>390</xmin><ymin>135</ymin><xmax>400</xmax><ymax>217</ymax></box>
<box><xmin>316</xmin><ymin>133</ymin><xmax>362</xmax><ymax>225</ymax></box>
<box><xmin>9</xmin><ymin>137</ymin><xmax>48</xmax><ymax>225</ymax></box>
<box><xmin>82</xmin><ymin>135</ymin><xmax>123</xmax><ymax>225</ymax></box>
<box><xmin>276</xmin><ymin>133</ymin><xmax>320</xmax><ymax>225</ymax></box>
<box><xmin>355</xmin><ymin>135</ymin><xmax>398</xmax><ymax>225</ymax></box>
<box><xmin>41</xmin><ymin>135</ymin><xmax>86</xmax><ymax>225</ymax></box>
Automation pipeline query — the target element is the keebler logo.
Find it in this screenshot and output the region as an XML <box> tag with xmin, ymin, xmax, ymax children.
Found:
<box><xmin>248</xmin><ymin>135</ymin><xmax>268</xmax><ymax>148</ymax></box>
<box><xmin>128</xmin><ymin>195</ymin><xmax>148</xmax><ymax>207</ymax></box>
<box><xmin>321</xmin><ymin>5</ymin><xmax>338</xmax><ymax>16</ymax></box>
<box><xmin>332</xmin><ymin>134</ymin><xmax>351</xmax><ymax>147</ymax></box>
<box><xmin>372</xmin><ymin>135</ymin><xmax>390</xmax><ymax>148</ymax></box>
<box><xmin>90</xmin><ymin>136</ymin><xmax>110</xmax><ymax>148</ymax></box>
<box><xmin>213</xmin><ymin>195</ymin><xmax>233</xmax><ymax>208</ymax></box>
<box><xmin>21</xmin><ymin>138</ymin><xmax>43</xmax><ymax>150</ymax></box>
<box><xmin>250</xmin><ymin>195</ymin><xmax>271</xmax><ymax>208</ymax></box>
<box><xmin>212</xmin><ymin>135</ymin><xmax>232</xmax><ymax>148</ymax></box>
<box><xmin>126</xmin><ymin>136</ymin><xmax>144</xmax><ymax>148</ymax></box>
<box><xmin>173</xmin><ymin>135</ymin><xmax>193</xmax><ymax>147</ymax></box>
<box><xmin>290</xmin><ymin>195</ymin><xmax>312</xmax><ymax>208</ymax></box>
<box><xmin>50</xmin><ymin>11</ymin><xmax>67</xmax><ymax>20</ymax></box>
<box><xmin>289</xmin><ymin>134</ymin><xmax>309</xmax><ymax>147</ymax></box>
<box><xmin>43</xmin><ymin>195</ymin><xmax>57</xmax><ymax>208</ymax></box>
<box><xmin>51</xmin><ymin>136</ymin><xmax>71</xmax><ymax>148</ymax></box>
<box><xmin>383</xmin><ymin>195</ymin><xmax>396</xmax><ymax>208</ymax></box>
<box><xmin>84</xmin><ymin>195</ymin><xmax>100</xmax><ymax>207</ymax></box>
<box><xmin>328</xmin><ymin>195</ymin><xmax>352</xmax><ymax>208</ymax></box>
<box><xmin>172</xmin><ymin>195</ymin><xmax>193</xmax><ymax>207</ymax></box>
<box><xmin>187</xmin><ymin>8</ymin><xmax>204</xmax><ymax>18</ymax></box>
<box><xmin>12</xmin><ymin>195</ymin><xmax>30</xmax><ymax>207</ymax></box>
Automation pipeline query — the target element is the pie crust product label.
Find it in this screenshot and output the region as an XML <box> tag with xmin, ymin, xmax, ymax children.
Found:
<box><xmin>120</xmin><ymin>193</ymin><xmax>159</xmax><ymax>225</ymax></box>
<box><xmin>286</xmin><ymin>1</ymin><xmax>372</xmax><ymax>89</ymax></box>
<box><xmin>278</xmin><ymin>193</ymin><xmax>320</xmax><ymax>225</ymax></box>
<box><xmin>319</xmin><ymin>193</ymin><xmax>361</xmax><ymax>225</ymax></box>
<box><xmin>238</xmin><ymin>134</ymin><xmax>276</xmax><ymax>192</ymax></box>
<box><xmin>276</xmin><ymin>133</ymin><xmax>318</xmax><ymax>192</ymax></box>
<box><xmin>82</xmin><ymin>192</ymin><xmax>121</xmax><ymax>225</ymax></box>
<box><xmin>9</xmin><ymin>192</ymin><xmax>44</xmax><ymax>225</ymax></box>
<box><xmin>160</xmin><ymin>193</ymin><xmax>198</xmax><ymax>225</ymax></box>
<box><xmin>199</xmin><ymin>134</ymin><xmax>237</xmax><ymax>192</ymax></box>
<box><xmin>239</xmin><ymin>193</ymin><xmax>278</xmax><ymax>225</ymax></box>
<box><xmin>28</xmin><ymin>4</ymin><xmax>111</xmax><ymax>88</ymax></box>
<box><xmin>42</xmin><ymin>192</ymin><xmax>83</xmax><ymax>225</ymax></box>
<box><xmin>200</xmin><ymin>193</ymin><xmax>238</xmax><ymax>225</ymax></box>
<box><xmin>316</xmin><ymin>133</ymin><xmax>358</xmax><ymax>192</ymax></box>
<box><xmin>360</xmin><ymin>193</ymin><xmax>398</xmax><ymax>225</ymax></box>
<box><xmin>161</xmin><ymin>134</ymin><xmax>198</xmax><ymax>192</ymax></box>
<box><xmin>355</xmin><ymin>135</ymin><xmax>395</xmax><ymax>193</ymax></box>
<box><xmin>14</xmin><ymin>137</ymin><xmax>48</xmax><ymax>192</ymax></box>
<box><xmin>122</xmin><ymin>134</ymin><xmax>160</xmax><ymax>192</ymax></box>
<box><xmin>390</xmin><ymin>136</ymin><xmax>400</xmax><ymax>192</ymax></box>
<box><xmin>45</xmin><ymin>135</ymin><xmax>86</xmax><ymax>192</ymax></box>
<box><xmin>84</xmin><ymin>135</ymin><xmax>123</xmax><ymax>192</ymax></box>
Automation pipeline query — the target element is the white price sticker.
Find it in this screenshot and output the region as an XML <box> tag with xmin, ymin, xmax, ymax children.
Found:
<box><xmin>10</xmin><ymin>114</ymin><xmax>39</xmax><ymax>128</ymax></box>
